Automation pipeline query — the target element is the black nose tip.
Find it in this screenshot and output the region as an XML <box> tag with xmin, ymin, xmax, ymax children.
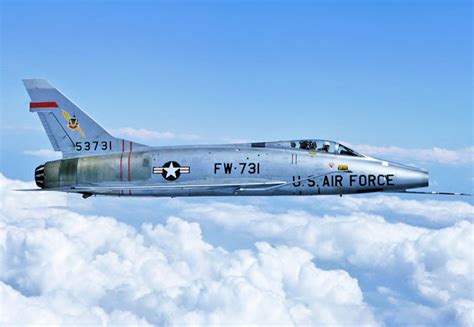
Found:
<box><xmin>411</xmin><ymin>169</ymin><xmax>429</xmax><ymax>188</ymax></box>
<box><xmin>421</xmin><ymin>170</ymin><xmax>429</xmax><ymax>188</ymax></box>
<box><xmin>35</xmin><ymin>164</ymin><xmax>45</xmax><ymax>188</ymax></box>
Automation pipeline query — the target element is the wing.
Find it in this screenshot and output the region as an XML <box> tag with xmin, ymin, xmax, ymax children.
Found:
<box><xmin>18</xmin><ymin>172</ymin><xmax>347</xmax><ymax>195</ymax></box>
<box><xmin>72</xmin><ymin>171</ymin><xmax>346</xmax><ymax>194</ymax></box>
<box><xmin>72</xmin><ymin>180</ymin><xmax>287</xmax><ymax>193</ymax></box>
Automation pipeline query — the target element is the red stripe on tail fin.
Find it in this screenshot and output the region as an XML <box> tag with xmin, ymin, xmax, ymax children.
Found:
<box><xmin>30</xmin><ymin>102</ymin><xmax>59</xmax><ymax>108</ymax></box>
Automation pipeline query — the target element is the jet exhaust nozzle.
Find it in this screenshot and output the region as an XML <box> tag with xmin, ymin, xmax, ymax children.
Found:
<box><xmin>35</xmin><ymin>164</ymin><xmax>45</xmax><ymax>188</ymax></box>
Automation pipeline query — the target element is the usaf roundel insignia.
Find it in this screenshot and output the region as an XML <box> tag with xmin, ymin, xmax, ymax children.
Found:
<box><xmin>153</xmin><ymin>161</ymin><xmax>190</xmax><ymax>181</ymax></box>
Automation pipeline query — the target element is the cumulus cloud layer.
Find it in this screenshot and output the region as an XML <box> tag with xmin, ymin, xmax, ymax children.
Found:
<box><xmin>173</xmin><ymin>200</ymin><xmax>474</xmax><ymax>326</ymax></box>
<box><xmin>317</xmin><ymin>195</ymin><xmax>474</xmax><ymax>226</ymax></box>
<box><xmin>1</xmin><ymin>174</ymin><xmax>473</xmax><ymax>326</ymax></box>
<box><xmin>0</xmin><ymin>174</ymin><xmax>377</xmax><ymax>326</ymax></box>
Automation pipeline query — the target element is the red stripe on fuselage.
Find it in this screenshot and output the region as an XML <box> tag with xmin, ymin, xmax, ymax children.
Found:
<box><xmin>119</xmin><ymin>139</ymin><xmax>125</xmax><ymax>181</ymax></box>
<box><xmin>30</xmin><ymin>102</ymin><xmax>59</xmax><ymax>108</ymax></box>
<box><xmin>128</xmin><ymin>142</ymin><xmax>133</xmax><ymax>181</ymax></box>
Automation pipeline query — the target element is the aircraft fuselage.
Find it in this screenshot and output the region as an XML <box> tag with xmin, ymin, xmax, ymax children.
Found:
<box><xmin>35</xmin><ymin>141</ymin><xmax>429</xmax><ymax>198</ymax></box>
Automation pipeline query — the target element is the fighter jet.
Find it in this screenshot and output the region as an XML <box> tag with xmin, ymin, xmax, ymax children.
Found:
<box><xmin>24</xmin><ymin>79</ymin><xmax>470</xmax><ymax>198</ymax></box>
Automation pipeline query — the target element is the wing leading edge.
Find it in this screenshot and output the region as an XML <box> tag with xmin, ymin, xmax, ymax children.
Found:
<box><xmin>31</xmin><ymin>171</ymin><xmax>346</xmax><ymax>196</ymax></box>
<box><xmin>71</xmin><ymin>180</ymin><xmax>286</xmax><ymax>194</ymax></box>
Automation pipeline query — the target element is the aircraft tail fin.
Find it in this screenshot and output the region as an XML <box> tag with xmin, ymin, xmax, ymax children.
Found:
<box><xmin>23</xmin><ymin>79</ymin><xmax>148</xmax><ymax>158</ymax></box>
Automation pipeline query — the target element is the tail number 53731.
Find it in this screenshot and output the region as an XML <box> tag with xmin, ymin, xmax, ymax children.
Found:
<box><xmin>75</xmin><ymin>141</ymin><xmax>112</xmax><ymax>151</ymax></box>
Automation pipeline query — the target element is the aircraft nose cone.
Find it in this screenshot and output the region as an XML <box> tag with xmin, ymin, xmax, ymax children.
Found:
<box><xmin>385</xmin><ymin>162</ymin><xmax>429</xmax><ymax>191</ymax></box>
<box><xmin>418</xmin><ymin>170</ymin><xmax>429</xmax><ymax>188</ymax></box>
<box><xmin>405</xmin><ymin>168</ymin><xmax>429</xmax><ymax>189</ymax></box>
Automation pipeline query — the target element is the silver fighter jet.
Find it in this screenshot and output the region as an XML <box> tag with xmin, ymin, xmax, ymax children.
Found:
<box><xmin>24</xmin><ymin>79</ymin><xmax>470</xmax><ymax>198</ymax></box>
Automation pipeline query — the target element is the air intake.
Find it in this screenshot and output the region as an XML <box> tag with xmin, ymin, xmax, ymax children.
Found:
<box><xmin>35</xmin><ymin>164</ymin><xmax>45</xmax><ymax>188</ymax></box>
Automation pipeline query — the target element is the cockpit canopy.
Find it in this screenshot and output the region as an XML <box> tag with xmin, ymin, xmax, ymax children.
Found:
<box><xmin>253</xmin><ymin>140</ymin><xmax>364</xmax><ymax>157</ymax></box>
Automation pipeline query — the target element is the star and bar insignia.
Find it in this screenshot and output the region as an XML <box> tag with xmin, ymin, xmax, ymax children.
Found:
<box><xmin>153</xmin><ymin>161</ymin><xmax>190</xmax><ymax>181</ymax></box>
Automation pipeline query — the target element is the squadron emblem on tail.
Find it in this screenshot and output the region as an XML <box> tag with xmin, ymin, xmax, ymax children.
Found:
<box><xmin>62</xmin><ymin>110</ymin><xmax>85</xmax><ymax>137</ymax></box>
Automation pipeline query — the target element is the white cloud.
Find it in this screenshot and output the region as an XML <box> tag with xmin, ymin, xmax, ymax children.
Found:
<box><xmin>0</xmin><ymin>282</ymin><xmax>150</xmax><ymax>326</ymax></box>
<box><xmin>352</xmin><ymin>144</ymin><xmax>474</xmax><ymax>165</ymax></box>
<box><xmin>2</xmin><ymin>174</ymin><xmax>473</xmax><ymax>326</ymax></box>
<box><xmin>174</xmin><ymin>200</ymin><xmax>474</xmax><ymax>326</ymax></box>
<box><xmin>0</xmin><ymin>174</ymin><xmax>377</xmax><ymax>326</ymax></box>
<box><xmin>22</xmin><ymin>149</ymin><xmax>61</xmax><ymax>159</ymax></box>
<box><xmin>322</xmin><ymin>195</ymin><xmax>474</xmax><ymax>225</ymax></box>
<box><xmin>111</xmin><ymin>127</ymin><xmax>199</xmax><ymax>141</ymax></box>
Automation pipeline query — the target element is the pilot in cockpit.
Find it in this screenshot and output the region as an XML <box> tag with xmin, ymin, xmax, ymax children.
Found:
<box><xmin>321</xmin><ymin>141</ymin><xmax>330</xmax><ymax>152</ymax></box>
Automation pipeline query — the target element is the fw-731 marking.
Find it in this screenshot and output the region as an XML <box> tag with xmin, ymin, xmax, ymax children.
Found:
<box><xmin>22</xmin><ymin>79</ymin><xmax>470</xmax><ymax>198</ymax></box>
<box><xmin>214</xmin><ymin>163</ymin><xmax>261</xmax><ymax>175</ymax></box>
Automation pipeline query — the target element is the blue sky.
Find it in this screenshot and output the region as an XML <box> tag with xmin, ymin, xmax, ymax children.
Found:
<box><xmin>1</xmin><ymin>0</ymin><xmax>472</xmax><ymax>189</ymax></box>
<box><xmin>1</xmin><ymin>1</ymin><xmax>473</xmax><ymax>326</ymax></box>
